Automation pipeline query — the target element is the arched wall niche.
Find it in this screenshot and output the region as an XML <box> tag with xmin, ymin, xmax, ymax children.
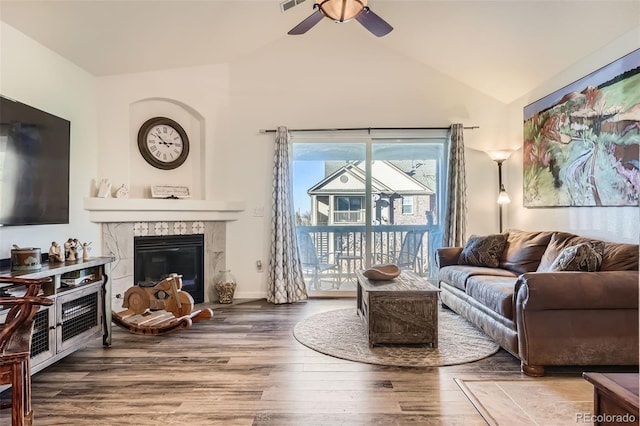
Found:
<box><xmin>129</xmin><ymin>97</ymin><xmax>205</xmax><ymax>199</ymax></box>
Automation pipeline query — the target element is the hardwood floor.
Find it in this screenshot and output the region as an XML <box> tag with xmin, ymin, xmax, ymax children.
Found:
<box><xmin>1</xmin><ymin>299</ymin><xmax>605</xmax><ymax>425</ymax></box>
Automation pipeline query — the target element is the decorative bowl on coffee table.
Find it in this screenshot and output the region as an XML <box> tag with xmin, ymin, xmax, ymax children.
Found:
<box><xmin>362</xmin><ymin>263</ymin><xmax>401</xmax><ymax>281</ymax></box>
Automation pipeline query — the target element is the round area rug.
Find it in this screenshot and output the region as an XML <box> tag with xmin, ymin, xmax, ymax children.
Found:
<box><xmin>293</xmin><ymin>308</ymin><xmax>499</xmax><ymax>367</ymax></box>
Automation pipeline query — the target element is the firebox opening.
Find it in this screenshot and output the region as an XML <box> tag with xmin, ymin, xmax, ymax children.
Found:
<box><xmin>134</xmin><ymin>234</ymin><xmax>204</xmax><ymax>304</ymax></box>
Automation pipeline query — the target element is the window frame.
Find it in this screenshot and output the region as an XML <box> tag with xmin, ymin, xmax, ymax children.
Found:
<box><xmin>402</xmin><ymin>196</ymin><xmax>414</xmax><ymax>215</ymax></box>
<box><xmin>291</xmin><ymin>129</ymin><xmax>449</xmax><ymax>290</ymax></box>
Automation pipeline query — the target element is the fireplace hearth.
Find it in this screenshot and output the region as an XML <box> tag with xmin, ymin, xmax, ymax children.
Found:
<box><xmin>134</xmin><ymin>234</ymin><xmax>204</xmax><ymax>303</ymax></box>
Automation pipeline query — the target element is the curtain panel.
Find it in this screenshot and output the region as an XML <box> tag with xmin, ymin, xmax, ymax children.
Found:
<box><xmin>267</xmin><ymin>126</ymin><xmax>308</xmax><ymax>304</ymax></box>
<box><xmin>443</xmin><ymin>123</ymin><xmax>467</xmax><ymax>247</ymax></box>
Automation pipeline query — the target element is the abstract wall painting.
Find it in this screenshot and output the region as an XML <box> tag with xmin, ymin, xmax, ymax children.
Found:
<box><xmin>523</xmin><ymin>49</ymin><xmax>640</xmax><ymax>207</ymax></box>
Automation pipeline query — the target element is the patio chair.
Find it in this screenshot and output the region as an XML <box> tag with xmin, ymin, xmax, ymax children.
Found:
<box><xmin>296</xmin><ymin>231</ymin><xmax>338</xmax><ymax>290</ymax></box>
<box><xmin>375</xmin><ymin>229</ymin><xmax>427</xmax><ymax>274</ymax></box>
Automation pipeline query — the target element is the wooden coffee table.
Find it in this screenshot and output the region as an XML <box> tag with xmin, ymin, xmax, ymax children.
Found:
<box><xmin>356</xmin><ymin>269</ymin><xmax>440</xmax><ymax>348</ymax></box>
<box><xmin>583</xmin><ymin>372</ymin><xmax>639</xmax><ymax>424</ymax></box>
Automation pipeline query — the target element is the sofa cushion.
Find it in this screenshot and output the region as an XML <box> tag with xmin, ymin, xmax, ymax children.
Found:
<box><xmin>499</xmin><ymin>229</ymin><xmax>553</xmax><ymax>274</ymax></box>
<box><xmin>601</xmin><ymin>241</ymin><xmax>639</xmax><ymax>271</ymax></box>
<box><xmin>538</xmin><ymin>232</ymin><xmax>594</xmax><ymax>271</ymax></box>
<box><xmin>548</xmin><ymin>242</ymin><xmax>603</xmax><ymax>272</ymax></box>
<box><xmin>458</xmin><ymin>234</ymin><xmax>508</xmax><ymax>268</ymax></box>
<box><xmin>439</xmin><ymin>265</ymin><xmax>517</xmax><ymax>292</ymax></box>
<box><xmin>538</xmin><ymin>232</ymin><xmax>637</xmax><ymax>272</ymax></box>
<box><xmin>466</xmin><ymin>275</ymin><xmax>517</xmax><ymax>320</ymax></box>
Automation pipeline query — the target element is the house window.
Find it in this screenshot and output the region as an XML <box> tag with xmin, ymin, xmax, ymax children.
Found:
<box><xmin>402</xmin><ymin>196</ymin><xmax>413</xmax><ymax>214</ymax></box>
<box><xmin>335</xmin><ymin>196</ymin><xmax>363</xmax><ymax>223</ymax></box>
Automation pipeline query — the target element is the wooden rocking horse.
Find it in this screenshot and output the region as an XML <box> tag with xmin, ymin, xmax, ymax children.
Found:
<box><xmin>112</xmin><ymin>273</ymin><xmax>213</xmax><ymax>335</ymax></box>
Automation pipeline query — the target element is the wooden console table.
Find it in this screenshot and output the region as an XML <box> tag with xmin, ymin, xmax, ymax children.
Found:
<box><xmin>583</xmin><ymin>372</ymin><xmax>639</xmax><ymax>425</ymax></box>
<box><xmin>0</xmin><ymin>256</ymin><xmax>115</xmax><ymax>374</ymax></box>
<box><xmin>356</xmin><ymin>269</ymin><xmax>440</xmax><ymax>348</ymax></box>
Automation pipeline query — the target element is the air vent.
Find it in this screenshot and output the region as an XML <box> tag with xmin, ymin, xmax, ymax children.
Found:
<box><xmin>281</xmin><ymin>0</ymin><xmax>307</xmax><ymax>13</ymax></box>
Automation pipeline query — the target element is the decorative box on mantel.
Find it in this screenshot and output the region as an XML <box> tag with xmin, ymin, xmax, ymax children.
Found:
<box><xmin>83</xmin><ymin>198</ymin><xmax>245</xmax><ymax>223</ymax></box>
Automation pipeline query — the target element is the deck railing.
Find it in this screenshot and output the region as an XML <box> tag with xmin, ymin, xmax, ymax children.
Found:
<box><xmin>296</xmin><ymin>224</ymin><xmax>441</xmax><ymax>290</ymax></box>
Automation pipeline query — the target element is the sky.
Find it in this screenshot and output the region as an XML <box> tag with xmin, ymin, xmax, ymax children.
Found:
<box><xmin>292</xmin><ymin>160</ymin><xmax>324</xmax><ymax>215</ymax></box>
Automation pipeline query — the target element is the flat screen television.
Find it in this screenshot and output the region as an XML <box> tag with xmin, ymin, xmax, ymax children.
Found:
<box><xmin>0</xmin><ymin>95</ymin><xmax>70</xmax><ymax>226</ymax></box>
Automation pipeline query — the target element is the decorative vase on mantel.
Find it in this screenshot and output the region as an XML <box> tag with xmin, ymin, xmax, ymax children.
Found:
<box><xmin>214</xmin><ymin>270</ymin><xmax>236</xmax><ymax>304</ymax></box>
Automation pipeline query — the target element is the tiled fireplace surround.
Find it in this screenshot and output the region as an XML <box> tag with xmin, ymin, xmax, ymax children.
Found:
<box><xmin>84</xmin><ymin>197</ymin><xmax>243</xmax><ymax>310</ymax></box>
<box><xmin>102</xmin><ymin>220</ymin><xmax>226</xmax><ymax>311</ymax></box>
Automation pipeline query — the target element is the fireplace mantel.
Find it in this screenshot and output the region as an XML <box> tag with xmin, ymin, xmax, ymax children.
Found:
<box><xmin>84</xmin><ymin>197</ymin><xmax>245</xmax><ymax>223</ymax></box>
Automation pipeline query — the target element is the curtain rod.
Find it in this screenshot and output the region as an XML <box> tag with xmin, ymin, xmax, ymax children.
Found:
<box><xmin>259</xmin><ymin>126</ymin><xmax>479</xmax><ymax>133</ymax></box>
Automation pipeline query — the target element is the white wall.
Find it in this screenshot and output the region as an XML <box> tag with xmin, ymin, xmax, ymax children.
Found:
<box><xmin>0</xmin><ymin>22</ymin><xmax>100</xmax><ymax>258</ymax></box>
<box><xmin>505</xmin><ymin>27</ymin><xmax>640</xmax><ymax>244</ymax></box>
<box><xmin>91</xmin><ymin>27</ymin><xmax>509</xmax><ymax>298</ymax></box>
<box><xmin>96</xmin><ymin>65</ymin><xmax>231</xmax><ymax>200</ymax></box>
<box><xmin>223</xmin><ymin>29</ymin><xmax>509</xmax><ymax>298</ymax></box>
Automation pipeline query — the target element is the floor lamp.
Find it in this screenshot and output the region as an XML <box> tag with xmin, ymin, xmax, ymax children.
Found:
<box><xmin>486</xmin><ymin>150</ymin><xmax>513</xmax><ymax>233</ymax></box>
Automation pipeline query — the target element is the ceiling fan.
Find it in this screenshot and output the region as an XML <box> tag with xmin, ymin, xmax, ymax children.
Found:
<box><xmin>288</xmin><ymin>0</ymin><xmax>393</xmax><ymax>37</ymax></box>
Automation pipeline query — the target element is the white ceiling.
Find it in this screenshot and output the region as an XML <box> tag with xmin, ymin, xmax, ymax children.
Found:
<box><xmin>1</xmin><ymin>0</ymin><xmax>638</xmax><ymax>103</ymax></box>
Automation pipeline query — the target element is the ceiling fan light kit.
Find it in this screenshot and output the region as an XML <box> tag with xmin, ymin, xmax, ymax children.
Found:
<box><xmin>288</xmin><ymin>0</ymin><xmax>393</xmax><ymax>37</ymax></box>
<box><xmin>321</xmin><ymin>0</ymin><xmax>366</xmax><ymax>22</ymax></box>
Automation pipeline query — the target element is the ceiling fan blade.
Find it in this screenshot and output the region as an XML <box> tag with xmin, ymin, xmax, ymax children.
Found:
<box><xmin>355</xmin><ymin>7</ymin><xmax>393</xmax><ymax>37</ymax></box>
<box><xmin>288</xmin><ymin>9</ymin><xmax>325</xmax><ymax>35</ymax></box>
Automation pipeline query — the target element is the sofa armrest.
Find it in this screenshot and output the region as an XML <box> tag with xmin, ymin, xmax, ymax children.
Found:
<box><xmin>436</xmin><ymin>247</ymin><xmax>463</xmax><ymax>267</ymax></box>
<box><xmin>515</xmin><ymin>271</ymin><xmax>639</xmax><ymax>310</ymax></box>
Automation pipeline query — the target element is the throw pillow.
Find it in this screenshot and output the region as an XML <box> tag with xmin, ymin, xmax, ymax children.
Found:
<box><xmin>458</xmin><ymin>234</ymin><xmax>508</xmax><ymax>268</ymax></box>
<box><xmin>537</xmin><ymin>233</ymin><xmax>606</xmax><ymax>271</ymax></box>
<box><xmin>499</xmin><ymin>229</ymin><xmax>554</xmax><ymax>274</ymax></box>
<box><xmin>548</xmin><ymin>242</ymin><xmax>603</xmax><ymax>272</ymax></box>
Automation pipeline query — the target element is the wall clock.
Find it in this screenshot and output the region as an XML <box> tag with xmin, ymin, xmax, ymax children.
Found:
<box><xmin>137</xmin><ymin>117</ymin><xmax>190</xmax><ymax>170</ymax></box>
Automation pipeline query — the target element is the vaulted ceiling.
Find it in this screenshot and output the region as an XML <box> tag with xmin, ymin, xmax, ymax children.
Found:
<box><xmin>1</xmin><ymin>0</ymin><xmax>638</xmax><ymax>103</ymax></box>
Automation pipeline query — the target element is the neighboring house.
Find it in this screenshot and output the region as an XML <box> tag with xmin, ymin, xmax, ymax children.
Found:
<box><xmin>306</xmin><ymin>160</ymin><xmax>436</xmax><ymax>226</ymax></box>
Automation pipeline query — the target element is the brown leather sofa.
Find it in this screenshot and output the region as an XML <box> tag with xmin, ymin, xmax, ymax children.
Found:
<box><xmin>437</xmin><ymin>229</ymin><xmax>639</xmax><ymax>376</ymax></box>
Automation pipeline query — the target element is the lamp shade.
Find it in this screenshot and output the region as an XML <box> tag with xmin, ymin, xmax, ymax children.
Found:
<box><xmin>497</xmin><ymin>187</ymin><xmax>511</xmax><ymax>204</ymax></box>
<box><xmin>486</xmin><ymin>149</ymin><xmax>514</xmax><ymax>162</ymax></box>
<box><xmin>318</xmin><ymin>0</ymin><xmax>367</xmax><ymax>22</ymax></box>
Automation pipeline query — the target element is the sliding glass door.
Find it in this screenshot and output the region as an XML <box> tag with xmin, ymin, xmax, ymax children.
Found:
<box><xmin>292</xmin><ymin>141</ymin><xmax>366</xmax><ymax>294</ymax></box>
<box><xmin>292</xmin><ymin>131</ymin><xmax>447</xmax><ymax>296</ymax></box>
<box><xmin>370</xmin><ymin>141</ymin><xmax>445</xmax><ymax>280</ymax></box>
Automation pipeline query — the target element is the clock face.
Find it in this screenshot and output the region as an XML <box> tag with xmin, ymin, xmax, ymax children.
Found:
<box><xmin>146</xmin><ymin>124</ymin><xmax>184</xmax><ymax>162</ymax></box>
<box><xmin>137</xmin><ymin>117</ymin><xmax>190</xmax><ymax>170</ymax></box>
